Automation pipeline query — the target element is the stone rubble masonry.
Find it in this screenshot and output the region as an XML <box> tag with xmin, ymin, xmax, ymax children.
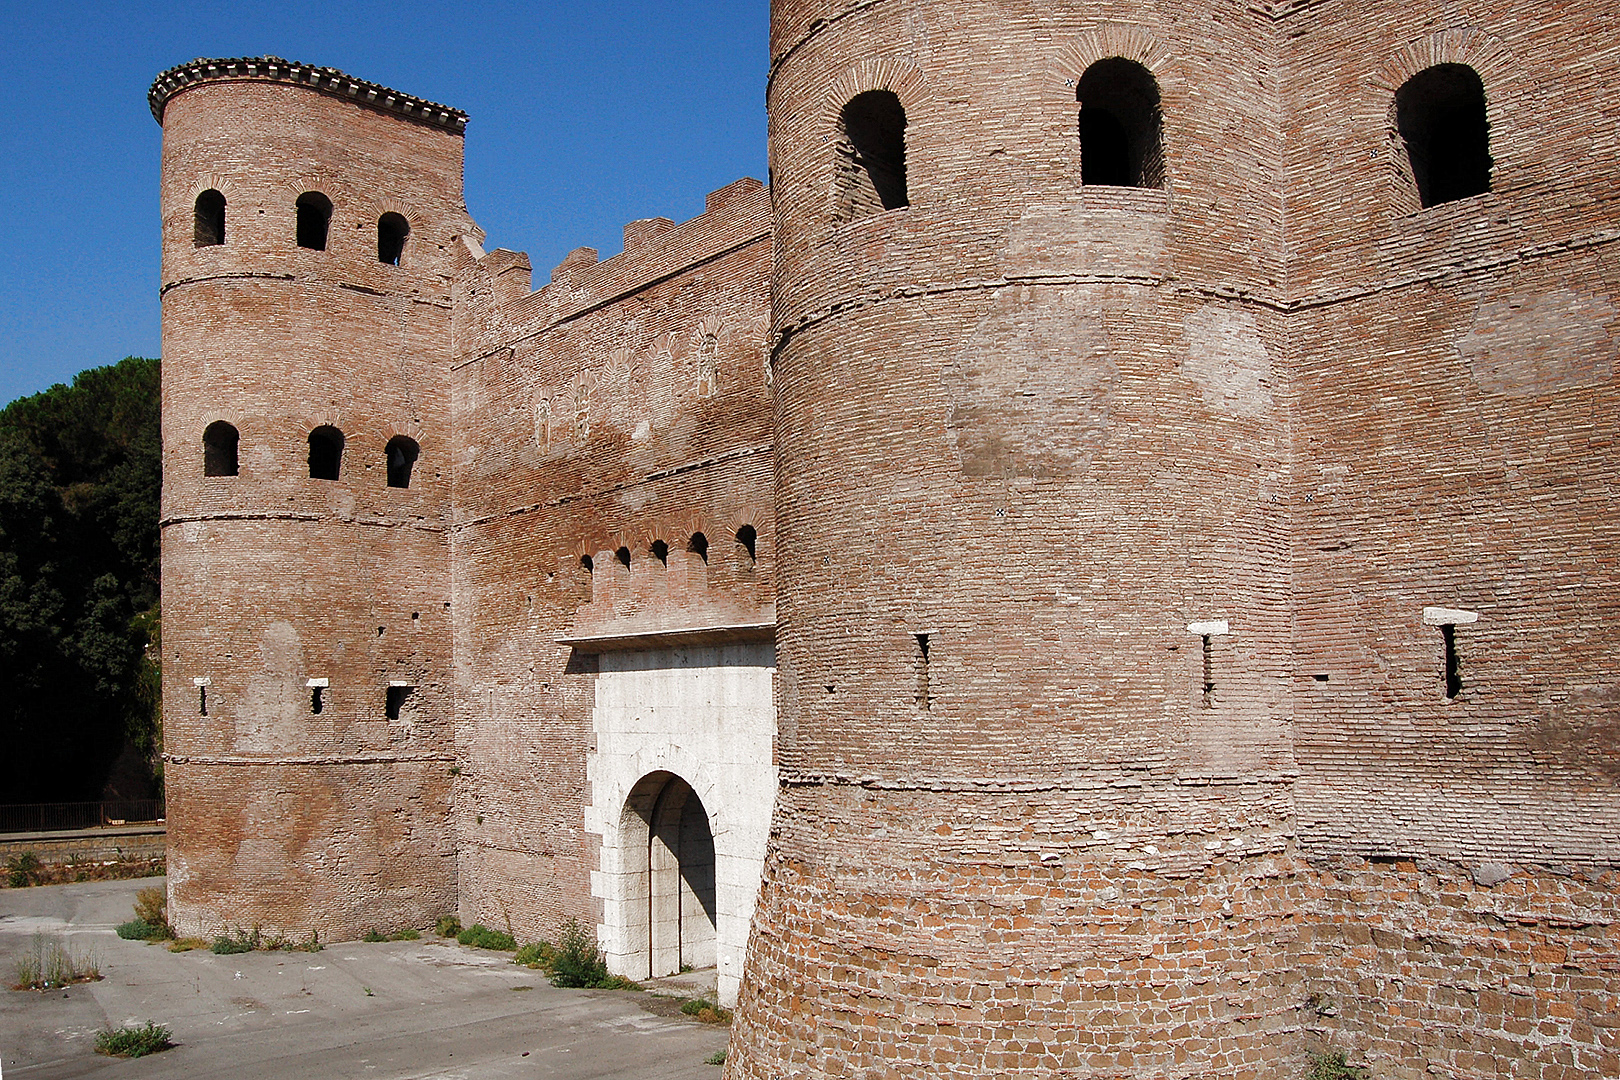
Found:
<box><xmin>150</xmin><ymin>0</ymin><xmax>1620</xmax><ymax>1072</ymax></box>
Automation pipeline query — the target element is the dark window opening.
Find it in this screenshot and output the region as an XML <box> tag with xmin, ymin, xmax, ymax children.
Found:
<box><xmin>386</xmin><ymin>435</ymin><xmax>419</xmax><ymax>489</ymax></box>
<box><xmin>1078</xmin><ymin>58</ymin><xmax>1164</xmax><ymax>188</ymax></box>
<box><xmin>837</xmin><ymin>90</ymin><xmax>909</xmax><ymax>220</ymax></box>
<box><xmin>650</xmin><ymin>540</ymin><xmax>669</xmax><ymax>566</ymax></box>
<box><xmin>581</xmin><ymin>554</ymin><xmax>594</xmax><ymax>574</ymax></box>
<box><xmin>377</xmin><ymin>212</ymin><xmax>410</xmax><ymax>265</ymax></box>
<box><xmin>385</xmin><ymin>685</ymin><xmax>413</xmax><ymax>721</ymax></box>
<box><xmin>203</xmin><ymin>420</ymin><xmax>239</xmax><ymax>477</ymax></box>
<box><xmin>1396</xmin><ymin>64</ymin><xmax>1491</xmax><ymax>208</ymax></box>
<box><xmin>310</xmin><ymin>686</ymin><xmax>324</xmax><ymax>714</ymax></box>
<box><xmin>616</xmin><ymin>546</ymin><xmax>632</xmax><ymax>569</ymax></box>
<box><xmin>736</xmin><ymin>525</ymin><xmax>757</xmax><ymax>563</ymax></box>
<box><xmin>308</xmin><ymin>425</ymin><xmax>344</xmax><ymax>481</ymax></box>
<box><xmin>296</xmin><ymin>191</ymin><xmax>333</xmax><ymax>250</ymax></box>
<box><xmin>194</xmin><ymin>189</ymin><xmax>226</xmax><ymax>247</ymax></box>
<box><xmin>914</xmin><ymin>633</ymin><xmax>931</xmax><ymax>711</ymax></box>
<box><xmin>198</xmin><ymin>686</ymin><xmax>208</xmax><ymax>716</ymax></box>
<box><xmin>688</xmin><ymin>532</ymin><xmax>709</xmax><ymax>563</ymax></box>
<box><xmin>1442</xmin><ymin>624</ymin><xmax>1462</xmax><ymax>699</ymax></box>
<box><xmin>1201</xmin><ymin>634</ymin><xmax>1215</xmax><ymax>708</ymax></box>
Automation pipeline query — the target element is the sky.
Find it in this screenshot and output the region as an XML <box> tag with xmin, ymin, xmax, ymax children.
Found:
<box><xmin>0</xmin><ymin>0</ymin><xmax>768</xmax><ymax>407</ymax></box>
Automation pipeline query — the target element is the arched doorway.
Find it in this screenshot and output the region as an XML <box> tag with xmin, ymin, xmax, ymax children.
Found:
<box><xmin>620</xmin><ymin>771</ymin><xmax>716</xmax><ymax>977</ymax></box>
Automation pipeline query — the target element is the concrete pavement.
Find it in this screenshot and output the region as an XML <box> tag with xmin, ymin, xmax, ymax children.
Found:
<box><xmin>0</xmin><ymin>878</ymin><xmax>730</xmax><ymax>1079</ymax></box>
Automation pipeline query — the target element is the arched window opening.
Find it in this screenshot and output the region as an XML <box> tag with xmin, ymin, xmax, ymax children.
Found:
<box><xmin>581</xmin><ymin>554</ymin><xmax>595</xmax><ymax>574</ymax></box>
<box><xmin>377</xmin><ymin>213</ymin><xmax>410</xmax><ymax>265</ymax></box>
<box><xmin>688</xmin><ymin>532</ymin><xmax>709</xmax><ymax>563</ymax></box>
<box><xmin>837</xmin><ymin>90</ymin><xmax>909</xmax><ymax>221</ymax></box>
<box><xmin>1078</xmin><ymin>58</ymin><xmax>1164</xmax><ymax>188</ymax></box>
<box><xmin>1396</xmin><ymin>64</ymin><xmax>1491</xmax><ymax>208</ymax></box>
<box><xmin>194</xmin><ymin>189</ymin><xmax>226</xmax><ymax>247</ymax></box>
<box><xmin>735</xmin><ymin>525</ymin><xmax>757</xmax><ymax>563</ymax></box>
<box><xmin>385</xmin><ymin>435</ymin><xmax>419</xmax><ymax>489</ymax></box>
<box><xmin>650</xmin><ymin>540</ymin><xmax>669</xmax><ymax>566</ymax></box>
<box><xmin>617</xmin><ymin>773</ymin><xmax>717</xmax><ymax>979</ymax></box>
<box><xmin>296</xmin><ymin>191</ymin><xmax>333</xmax><ymax>250</ymax></box>
<box><xmin>203</xmin><ymin>421</ymin><xmax>239</xmax><ymax>477</ymax></box>
<box><xmin>308</xmin><ymin>425</ymin><xmax>344</xmax><ymax>481</ymax></box>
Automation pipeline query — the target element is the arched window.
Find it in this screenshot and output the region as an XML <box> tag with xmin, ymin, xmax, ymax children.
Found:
<box><xmin>1396</xmin><ymin>64</ymin><xmax>1491</xmax><ymax>208</ymax></box>
<box><xmin>308</xmin><ymin>425</ymin><xmax>344</xmax><ymax>481</ymax></box>
<box><xmin>202</xmin><ymin>421</ymin><xmax>239</xmax><ymax>477</ymax></box>
<box><xmin>377</xmin><ymin>213</ymin><xmax>410</xmax><ymax>265</ymax></box>
<box><xmin>688</xmin><ymin>532</ymin><xmax>709</xmax><ymax>563</ymax></box>
<box><xmin>194</xmin><ymin>189</ymin><xmax>226</xmax><ymax>247</ymax></box>
<box><xmin>1077</xmin><ymin>58</ymin><xmax>1165</xmax><ymax>188</ymax></box>
<box><xmin>837</xmin><ymin>90</ymin><xmax>909</xmax><ymax>221</ymax></box>
<box><xmin>385</xmin><ymin>435</ymin><xmax>419</xmax><ymax>489</ymax></box>
<box><xmin>296</xmin><ymin>192</ymin><xmax>333</xmax><ymax>250</ymax></box>
<box><xmin>735</xmin><ymin>524</ymin><xmax>757</xmax><ymax>563</ymax></box>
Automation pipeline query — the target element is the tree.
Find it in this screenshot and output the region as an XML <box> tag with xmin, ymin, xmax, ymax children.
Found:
<box><xmin>0</xmin><ymin>357</ymin><xmax>161</xmax><ymax>804</ymax></box>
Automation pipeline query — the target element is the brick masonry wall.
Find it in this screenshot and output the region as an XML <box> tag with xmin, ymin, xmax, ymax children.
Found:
<box><xmin>157</xmin><ymin>74</ymin><xmax>469</xmax><ymax>939</ymax></box>
<box><xmin>447</xmin><ymin>181</ymin><xmax>774</xmax><ymax>942</ymax></box>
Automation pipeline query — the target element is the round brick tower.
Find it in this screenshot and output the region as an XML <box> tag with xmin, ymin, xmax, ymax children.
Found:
<box><xmin>152</xmin><ymin>58</ymin><xmax>471</xmax><ymax>939</ymax></box>
<box><xmin>735</xmin><ymin>5</ymin><xmax>1300</xmax><ymax>1076</ymax></box>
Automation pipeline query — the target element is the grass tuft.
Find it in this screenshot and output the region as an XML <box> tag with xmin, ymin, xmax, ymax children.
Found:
<box><xmin>362</xmin><ymin>928</ymin><xmax>422</xmax><ymax>943</ymax></box>
<box><xmin>435</xmin><ymin>914</ymin><xmax>462</xmax><ymax>938</ymax></box>
<box><xmin>514</xmin><ymin>919</ymin><xmax>640</xmax><ymax>990</ymax></box>
<box><xmin>95</xmin><ymin>1022</ymin><xmax>173</xmax><ymax>1058</ymax></box>
<box><xmin>1307</xmin><ymin>1051</ymin><xmax>1370</xmax><ymax>1080</ymax></box>
<box><xmin>704</xmin><ymin>1050</ymin><xmax>727</xmax><ymax>1066</ymax></box>
<box><xmin>680</xmin><ymin>998</ymin><xmax>733</xmax><ymax>1024</ymax></box>
<box><xmin>12</xmin><ymin>935</ymin><xmax>101</xmax><ymax>990</ymax></box>
<box><xmin>456</xmin><ymin>924</ymin><xmax>517</xmax><ymax>951</ymax></box>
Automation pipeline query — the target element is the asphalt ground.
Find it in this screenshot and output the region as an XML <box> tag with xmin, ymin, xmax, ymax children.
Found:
<box><xmin>0</xmin><ymin>878</ymin><xmax>731</xmax><ymax>1079</ymax></box>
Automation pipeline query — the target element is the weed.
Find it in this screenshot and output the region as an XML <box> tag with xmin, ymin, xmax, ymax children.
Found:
<box><xmin>547</xmin><ymin>919</ymin><xmax>641</xmax><ymax>989</ymax></box>
<box><xmin>705</xmin><ymin>1050</ymin><xmax>727</xmax><ymax>1066</ymax></box>
<box><xmin>457</xmin><ymin>924</ymin><xmax>517</xmax><ymax>951</ymax></box>
<box><xmin>514</xmin><ymin>940</ymin><xmax>557</xmax><ymax>969</ymax></box>
<box><xmin>167</xmin><ymin>937</ymin><xmax>209</xmax><ymax>952</ymax></box>
<box><xmin>295</xmin><ymin>931</ymin><xmax>324</xmax><ymax>953</ymax></box>
<box><xmin>363</xmin><ymin>986</ymin><xmax>374</xmax><ymax>997</ymax></box>
<box><xmin>6</xmin><ymin>852</ymin><xmax>40</xmax><ymax>888</ymax></box>
<box><xmin>115</xmin><ymin>919</ymin><xmax>173</xmax><ymax>941</ymax></box>
<box><xmin>95</xmin><ymin>1022</ymin><xmax>174</xmax><ymax>1058</ymax></box>
<box><xmin>511</xmin><ymin>984</ymin><xmax>533</xmax><ymax>991</ymax></box>
<box><xmin>680</xmin><ymin>962</ymin><xmax>695</xmax><ymax>974</ymax></box>
<box><xmin>362</xmin><ymin>928</ymin><xmax>386</xmax><ymax>942</ymax></box>
<box><xmin>435</xmin><ymin>914</ymin><xmax>462</xmax><ymax>938</ymax></box>
<box><xmin>134</xmin><ymin>886</ymin><xmax>167</xmax><ymax>926</ymax></box>
<box><xmin>12</xmin><ymin>935</ymin><xmax>101</xmax><ymax>990</ymax></box>
<box><xmin>211</xmin><ymin>928</ymin><xmax>261</xmax><ymax>954</ymax></box>
<box><xmin>680</xmin><ymin>998</ymin><xmax>733</xmax><ymax>1024</ymax></box>
<box><xmin>1307</xmin><ymin>1050</ymin><xmax>1370</xmax><ymax>1080</ymax></box>
<box><xmin>363</xmin><ymin>928</ymin><xmax>420</xmax><ymax>943</ymax></box>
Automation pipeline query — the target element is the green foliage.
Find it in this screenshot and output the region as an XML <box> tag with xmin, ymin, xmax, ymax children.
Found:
<box><xmin>94</xmin><ymin>1022</ymin><xmax>173</xmax><ymax>1058</ymax></box>
<box><xmin>12</xmin><ymin>934</ymin><xmax>100</xmax><ymax>989</ymax></box>
<box><xmin>514</xmin><ymin>940</ymin><xmax>557</xmax><ymax>969</ymax></box>
<box><xmin>6</xmin><ymin>852</ymin><xmax>40</xmax><ymax>888</ymax></box>
<box><xmin>534</xmin><ymin>918</ymin><xmax>640</xmax><ymax>990</ymax></box>
<box><xmin>680</xmin><ymin>998</ymin><xmax>733</xmax><ymax>1024</ymax></box>
<box><xmin>211</xmin><ymin>928</ymin><xmax>261</xmax><ymax>954</ymax></box>
<box><xmin>0</xmin><ymin>357</ymin><xmax>162</xmax><ymax>802</ymax></box>
<box><xmin>435</xmin><ymin>914</ymin><xmax>462</xmax><ymax>938</ymax></box>
<box><xmin>362</xmin><ymin>928</ymin><xmax>421</xmax><ymax>942</ymax></box>
<box><xmin>456</xmin><ymin>924</ymin><xmax>517</xmax><ymax>951</ymax></box>
<box><xmin>115</xmin><ymin>919</ymin><xmax>172</xmax><ymax>941</ymax></box>
<box><xmin>133</xmin><ymin>886</ymin><xmax>166</xmax><ymax>926</ymax></box>
<box><xmin>704</xmin><ymin>1050</ymin><xmax>727</xmax><ymax>1066</ymax></box>
<box><xmin>1307</xmin><ymin>1051</ymin><xmax>1370</xmax><ymax>1080</ymax></box>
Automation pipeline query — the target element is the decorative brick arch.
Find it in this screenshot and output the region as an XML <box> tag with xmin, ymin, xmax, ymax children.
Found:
<box><xmin>1369</xmin><ymin>27</ymin><xmax>1516</xmax><ymax>213</ymax></box>
<box><xmin>820</xmin><ymin>59</ymin><xmax>929</xmax><ymax>217</ymax></box>
<box><xmin>1050</xmin><ymin>22</ymin><xmax>1174</xmax><ymax>89</ymax></box>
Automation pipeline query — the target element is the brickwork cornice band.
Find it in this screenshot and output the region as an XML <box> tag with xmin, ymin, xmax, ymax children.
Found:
<box><xmin>149</xmin><ymin>56</ymin><xmax>468</xmax><ymax>134</ymax></box>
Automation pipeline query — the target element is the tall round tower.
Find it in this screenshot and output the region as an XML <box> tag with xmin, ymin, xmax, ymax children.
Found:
<box><xmin>152</xmin><ymin>58</ymin><xmax>472</xmax><ymax>938</ymax></box>
<box><xmin>736</xmin><ymin>4</ymin><xmax>1297</xmax><ymax>1075</ymax></box>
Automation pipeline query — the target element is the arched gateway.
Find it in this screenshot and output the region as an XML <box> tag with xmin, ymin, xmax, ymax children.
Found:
<box><xmin>616</xmin><ymin>771</ymin><xmax>717</xmax><ymax>977</ymax></box>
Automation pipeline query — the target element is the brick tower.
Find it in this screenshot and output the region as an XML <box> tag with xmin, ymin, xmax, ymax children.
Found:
<box><xmin>152</xmin><ymin>59</ymin><xmax>471</xmax><ymax>938</ymax></box>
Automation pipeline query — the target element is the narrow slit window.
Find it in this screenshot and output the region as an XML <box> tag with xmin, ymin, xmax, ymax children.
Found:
<box><xmin>689</xmin><ymin>532</ymin><xmax>709</xmax><ymax>563</ymax></box>
<box><xmin>1441</xmin><ymin>624</ymin><xmax>1462</xmax><ymax>699</ymax></box>
<box><xmin>736</xmin><ymin>524</ymin><xmax>757</xmax><ymax>563</ymax></box>
<box><xmin>914</xmin><ymin>633</ymin><xmax>931</xmax><ymax>711</ymax></box>
<box><xmin>308</xmin><ymin>425</ymin><xmax>344</xmax><ymax>481</ymax></box>
<box><xmin>385</xmin><ymin>685</ymin><xmax>413</xmax><ymax>721</ymax></box>
<box><xmin>1078</xmin><ymin>58</ymin><xmax>1165</xmax><ymax>188</ymax></box>
<box><xmin>296</xmin><ymin>191</ymin><xmax>333</xmax><ymax>250</ymax></box>
<box><xmin>194</xmin><ymin>189</ymin><xmax>226</xmax><ymax>247</ymax></box>
<box><xmin>837</xmin><ymin>90</ymin><xmax>909</xmax><ymax>221</ymax></box>
<box><xmin>1396</xmin><ymin>64</ymin><xmax>1491</xmax><ymax>208</ymax></box>
<box><xmin>310</xmin><ymin>686</ymin><xmax>324</xmax><ymax>714</ymax></box>
<box><xmin>1201</xmin><ymin>634</ymin><xmax>1214</xmax><ymax>708</ymax></box>
<box><xmin>203</xmin><ymin>420</ymin><xmax>239</xmax><ymax>477</ymax></box>
<box><xmin>377</xmin><ymin>212</ymin><xmax>410</xmax><ymax>265</ymax></box>
<box><xmin>198</xmin><ymin>685</ymin><xmax>208</xmax><ymax>716</ymax></box>
<box><xmin>385</xmin><ymin>435</ymin><xmax>419</xmax><ymax>489</ymax></box>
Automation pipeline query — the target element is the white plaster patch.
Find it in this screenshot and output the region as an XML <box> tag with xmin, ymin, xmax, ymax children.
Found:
<box><xmin>1459</xmin><ymin>289</ymin><xmax>1617</xmax><ymax>395</ymax></box>
<box><xmin>1182</xmin><ymin>307</ymin><xmax>1274</xmax><ymax>418</ymax></box>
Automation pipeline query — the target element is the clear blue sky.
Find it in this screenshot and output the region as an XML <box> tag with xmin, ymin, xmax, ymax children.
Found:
<box><xmin>0</xmin><ymin>0</ymin><xmax>767</xmax><ymax>406</ymax></box>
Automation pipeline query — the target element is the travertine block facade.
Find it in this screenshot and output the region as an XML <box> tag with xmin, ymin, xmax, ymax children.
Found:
<box><xmin>154</xmin><ymin>0</ymin><xmax>1618</xmax><ymax>1073</ymax></box>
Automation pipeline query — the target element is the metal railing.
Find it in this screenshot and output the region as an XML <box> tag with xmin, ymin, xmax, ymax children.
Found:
<box><xmin>0</xmin><ymin>800</ymin><xmax>165</xmax><ymax>834</ymax></box>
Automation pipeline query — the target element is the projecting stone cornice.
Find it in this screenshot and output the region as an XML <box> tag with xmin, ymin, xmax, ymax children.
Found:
<box><xmin>149</xmin><ymin>56</ymin><xmax>468</xmax><ymax>134</ymax></box>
